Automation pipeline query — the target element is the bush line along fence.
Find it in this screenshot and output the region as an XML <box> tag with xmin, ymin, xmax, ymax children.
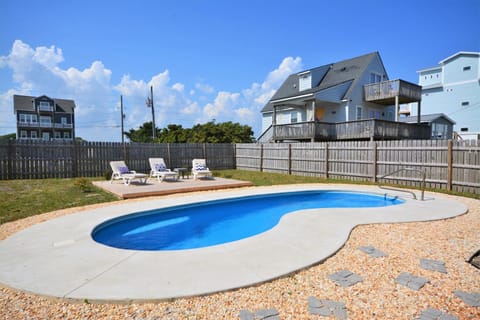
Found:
<box><xmin>0</xmin><ymin>139</ymin><xmax>479</xmax><ymax>194</ymax></box>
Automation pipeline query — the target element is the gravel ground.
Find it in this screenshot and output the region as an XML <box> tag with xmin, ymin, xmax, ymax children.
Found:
<box><xmin>1</xmin><ymin>188</ymin><xmax>479</xmax><ymax>319</ymax></box>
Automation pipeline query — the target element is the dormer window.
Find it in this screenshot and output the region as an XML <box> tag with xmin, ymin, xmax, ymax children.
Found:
<box><xmin>298</xmin><ymin>72</ymin><xmax>312</xmax><ymax>91</ymax></box>
<box><xmin>39</xmin><ymin>101</ymin><xmax>53</xmax><ymax>111</ymax></box>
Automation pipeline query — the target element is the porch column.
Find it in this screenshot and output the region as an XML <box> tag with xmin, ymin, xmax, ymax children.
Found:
<box><xmin>395</xmin><ymin>95</ymin><xmax>399</xmax><ymax>122</ymax></box>
<box><xmin>417</xmin><ymin>100</ymin><xmax>421</xmax><ymax>124</ymax></box>
<box><xmin>311</xmin><ymin>100</ymin><xmax>316</xmax><ymax>142</ymax></box>
<box><xmin>312</xmin><ymin>100</ymin><xmax>316</xmax><ymax>121</ymax></box>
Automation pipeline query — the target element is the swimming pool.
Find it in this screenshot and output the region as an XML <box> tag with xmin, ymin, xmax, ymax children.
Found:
<box><xmin>92</xmin><ymin>190</ymin><xmax>403</xmax><ymax>251</ymax></box>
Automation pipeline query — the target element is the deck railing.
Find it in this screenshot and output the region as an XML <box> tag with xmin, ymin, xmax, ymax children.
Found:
<box><xmin>272</xmin><ymin>119</ymin><xmax>430</xmax><ymax>141</ymax></box>
<box><xmin>364</xmin><ymin>79</ymin><xmax>422</xmax><ymax>103</ymax></box>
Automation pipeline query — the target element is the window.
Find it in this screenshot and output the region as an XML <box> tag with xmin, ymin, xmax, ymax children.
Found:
<box><xmin>461</xmin><ymin>101</ymin><xmax>469</xmax><ymax>106</ymax></box>
<box><xmin>63</xmin><ymin>132</ymin><xmax>70</xmax><ymax>139</ymax></box>
<box><xmin>61</xmin><ymin>117</ymin><xmax>67</xmax><ymax>124</ymax></box>
<box><xmin>39</xmin><ymin>101</ymin><xmax>52</xmax><ymax>111</ymax></box>
<box><xmin>20</xmin><ymin>114</ymin><xmax>38</xmax><ymax>123</ymax></box>
<box><xmin>463</xmin><ymin>66</ymin><xmax>471</xmax><ymax>71</ymax></box>
<box><xmin>42</xmin><ymin>132</ymin><xmax>50</xmax><ymax>140</ymax></box>
<box><xmin>31</xmin><ymin>131</ymin><xmax>37</xmax><ymax>138</ymax></box>
<box><xmin>20</xmin><ymin>130</ymin><xmax>27</xmax><ymax>138</ymax></box>
<box><xmin>356</xmin><ymin>106</ymin><xmax>363</xmax><ymax>120</ymax></box>
<box><xmin>370</xmin><ymin>73</ymin><xmax>382</xmax><ymax>83</ymax></box>
<box><xmin>290</xmin><ymin>111</ymin><xmax>298</xmax><ymax>123</ymax></box>
<box><xmin>54</xmin><ymin>132</ymin><xmax>61</xmax><ymax>139</ymax></box>
<box><xmin>40</xmin><ymin>116</ymin><xmax>52</xmax><ymax>125</ymax></box>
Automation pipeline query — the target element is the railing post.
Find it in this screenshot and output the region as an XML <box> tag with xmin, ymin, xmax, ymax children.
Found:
<box><xmin>447</xmin><ymin>139</ymin><xmax>453</xmax><ymax>191</ymax></box>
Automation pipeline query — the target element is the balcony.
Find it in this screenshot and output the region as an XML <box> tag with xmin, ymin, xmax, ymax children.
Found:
<box><xmin>17</xmin><ymin>121</ymin><xmax>39</xmax><ymax>128</ymax></box>
<box><xmin>270</xmin><ymin>119</ymin><xmax>431</xmax><ymax>142</ymax></box>
<box><xmin>54</xmin><ymin>123</ymin><xmax>73</xmax><ymax>129</ymax></box>
<box><xmin>364</xmin><ymin>79</ymin><xmax>422</xmax><ymax>105</ymax></box>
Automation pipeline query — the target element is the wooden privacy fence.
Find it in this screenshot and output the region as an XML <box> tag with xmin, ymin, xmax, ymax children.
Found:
<box><xmin>0</xmin><ymin>140</ymin><xmax>235</xmax><ymax>179</ymax></box>
<box><xmin>236</xmin><ymin>140</ymin><xmax>480</xmax><ymax>194</ymax></box>
<box><xmin>1</xmin><ymin>139</ymin><xmax>479</xmax><ymax>194</ymax></box>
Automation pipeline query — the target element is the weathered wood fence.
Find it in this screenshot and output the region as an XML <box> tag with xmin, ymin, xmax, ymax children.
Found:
<box><xmin>0</xmin><ymin>140</ymin><xmax>235</xmax><ymax>179</ymax></box>
<box><xmin>1</xmin><ymin>139</ymin><xmax>479</xmax><ymax>194</ymax></box>
<box><xmin>236</xmin><ymin>140</ymin><xmax>480</xmax><ymax>194</ymax></box>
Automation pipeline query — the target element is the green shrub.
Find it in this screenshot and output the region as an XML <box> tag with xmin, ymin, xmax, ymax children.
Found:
<box><xmin>104</xmin><ymin>170</ymin><xmax>112</xmax><ymax>181</ymax></box>
<box><xmin>74</xmin><ymin>177</ymin><xmax>93</xmax><ymax>192</ymax></box>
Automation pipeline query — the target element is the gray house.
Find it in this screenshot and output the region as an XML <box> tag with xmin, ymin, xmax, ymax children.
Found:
<box><xmin>259</xmin><ymin>52</ymin><xmax>429</xmax><ymax>142</ymax></box>
<box><xmin>399</xmin><ymin>113</ymin><xmax>455</xmax><ymax>140</ymax></box>
<box><xmin>14</xmin><ymin>94</ymin><xmax>76</xmax><ymax>140</ymax></box>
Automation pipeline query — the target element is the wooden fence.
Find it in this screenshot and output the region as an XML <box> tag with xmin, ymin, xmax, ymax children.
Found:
<box><xmin>1</xmin><ymin>139</ymin><xmax>479</xmax><ymax>195</ymax></box>
<box><xmin>236</xmin><ymin>140</ymin><xmax>480</xmax><ymax>194</ymax></box>
<box><xmin>0</xmin><ymin>140</ymin><xmax>235</xmax><ymax>179</ymax></box>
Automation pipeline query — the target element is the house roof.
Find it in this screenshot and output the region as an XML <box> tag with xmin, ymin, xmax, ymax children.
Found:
<box><xmin>262</xmin><ymin>52</ymin><xmax>384</xmax><ymax>113</ymax></box>
<box><xmin>418</xmin><ymin>51</ymin><xmax>480</xmax><ymax>72</ymax></box>
<box><xmin>439</xmin><ymin>51</ymin><xmax>480</xmax><ymax>65</ymax></box>
<box><xmin>13</xmin><ymin>95</ymin><xmax>76</xmax><ymax>114</ymax></box>
<box><xmin>399</xmin><ymin>113</ymin><xmax>456</xmax><ymax>125</ymax></box>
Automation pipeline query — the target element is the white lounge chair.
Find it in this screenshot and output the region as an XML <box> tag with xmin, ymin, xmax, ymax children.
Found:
<box><xmin>192</xmin><ymin>159</ymin><xmax>213</xmax><ymax>180</ymax></box>
<box><xmin>148</xmin><ymin>158</ymin><xmax>179</xmax><ymax>182</ymax></box>
<box><xmin>109</xmin><ymin>161</ymin><xmax>148</xmax><ymax>186</ymax></box>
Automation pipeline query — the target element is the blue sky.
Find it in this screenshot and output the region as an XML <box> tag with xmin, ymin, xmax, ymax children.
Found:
<box><xmin>1</xmin><ymin>0</ymin><xmax>479</xmax><ymax>141</ymax></box>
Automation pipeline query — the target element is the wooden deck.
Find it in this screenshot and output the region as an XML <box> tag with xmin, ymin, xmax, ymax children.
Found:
<box><xmin>93</xmin><ymin>177</ymin><xmax>254</xmax><ymax>199</ymax></box>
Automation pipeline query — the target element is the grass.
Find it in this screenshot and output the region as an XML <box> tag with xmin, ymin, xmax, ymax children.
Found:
<box><xmin>0</xmin><ymin>178</ymin><xmax>118</xmax><ymax>225</ymax></box>
<box><xmin>1</xmin><ymin>170</ymin><xmax>478</xmax><ymax>225</ymax></box>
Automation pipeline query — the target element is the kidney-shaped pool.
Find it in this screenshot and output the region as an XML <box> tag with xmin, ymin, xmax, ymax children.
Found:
<box><xmin>92</xmin><ymin>190</ymin><xmax>403</xmax><ymax>250</ymax></box>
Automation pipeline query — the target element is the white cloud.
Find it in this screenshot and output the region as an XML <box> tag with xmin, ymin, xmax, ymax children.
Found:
<box><xmin>195</xmin><ymin>82</ymin><xmax>214</xmax><ymax>94</ymax></box>
<box><xmin>203</xmin><ymin>91</ymin><xmax>240</xmax><ymax>119</ymax></box>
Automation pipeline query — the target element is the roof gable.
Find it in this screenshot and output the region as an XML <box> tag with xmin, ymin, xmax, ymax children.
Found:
<box><xmin>262</xmin><ymin>52</ymin><xmax>384</xmax><ymax>113</ymax></box>
<box><xmin>13</xmin><ymin>94</ymin><xmax>76</xmax><ymax>114</ymax></box>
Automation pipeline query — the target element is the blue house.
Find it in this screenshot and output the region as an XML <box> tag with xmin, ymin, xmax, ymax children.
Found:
<box><xmin>416</xmin><ymin>52</ymin><xmax>480</xmax><ymax>137</ymax></box>
<box><xmin>259</xmin><ymin>52</ymin><xmax>428</xmax><ymax>142</ymax></box>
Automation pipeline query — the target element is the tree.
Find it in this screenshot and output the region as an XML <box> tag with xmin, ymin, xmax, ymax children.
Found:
<box><xmin>124</xmin><ymin>122</ymin><xmax>158</xmax><ymax>143</ymax></box>
<box><xmin>125</xmin><ymin>121</ymin><xmax>255</xmax><ymax>143</ymax></box>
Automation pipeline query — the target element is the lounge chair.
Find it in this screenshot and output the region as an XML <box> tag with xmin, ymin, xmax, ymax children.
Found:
<box><xmin>109</xmin><ymin>161</ymin><xmax>148</xmax><ymax>186</ymax></box>
<box><xmin>192</xmin><ymin>159</ymin><xmax>213</xmax><ymax>180</ymax></box>
<box><xmin>148</xmin><ymin>158</ymin><xmax>179</xmax><ymax>182</ymax></box>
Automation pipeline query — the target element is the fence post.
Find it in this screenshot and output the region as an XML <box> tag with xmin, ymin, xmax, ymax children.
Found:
<box><xmin>167</xmin><ymin>143</ymin><xmax>172</xmax><ymax>168</ymax></box>
<box><xmin>447</xmin><ymin>139</ymin><xmax>453</xmax><ymax>191</ymax></box>
<box><xmin>72</xmin><ymin>140</ymin><xmax>78</xmax><ymax>177</ymax></box>
<box><xmin>372</xmin><ymin>141</ymin><xmax>377</xmax><ymax>182</ymax></box>
<box><xmin>324</xmin><ymin>143</ymin><xmax>329</xmax><ymax>179</ymax></box>
<box><xmin>260</xmin><ymin>144</ymin><xmax>264</xmax><ymax>172</ymax></box>
<box><xmin>288</xmin><ymin>144</ymin><xmax>292</xmax><ymax>175</ymax></box>
<box><xmin>232</xmin><ymin>143</ymin><xmax>237</xmax><ymax>169</ymax></box>
<box><xmin>7</xmin><ymin>139</ymin><xmax>15</xmax><ymax>179</ymax></box>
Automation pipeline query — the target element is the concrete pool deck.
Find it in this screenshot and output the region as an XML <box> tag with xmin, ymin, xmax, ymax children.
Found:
<box><xmin>0</xmin><ymin>184</ymin><xmax>468</xmax><ymax>302</ymax></box>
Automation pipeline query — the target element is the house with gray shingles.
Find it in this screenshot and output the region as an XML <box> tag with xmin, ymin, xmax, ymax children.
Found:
<box><xmin>13</xmin><ymin>94</ymin><xmax>76</xmax><ymax>140</ymax></box>
<box><xmin>399</xmin><ymin>113</ymin><xmax>455</xmax><ymax>140</ymax></box>
<box><xmin>258</xmin><ymin>52</ymin><xmax>429</xmax><ymax>142</ymax></box>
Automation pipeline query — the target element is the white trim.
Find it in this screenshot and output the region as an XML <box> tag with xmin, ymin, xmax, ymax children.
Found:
<box><xmin>270</xmin><ymin>93</ymin><xmax>314</xmax><ymax>104</ymax></box>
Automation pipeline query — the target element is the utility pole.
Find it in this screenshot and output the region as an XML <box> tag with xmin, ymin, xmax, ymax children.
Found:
<box><xmin>146</xmin><ymin>86</ymin><xmax>156</xmax><ymax>139</ymax></box>
<box><xmin>120</xmin><ymin>95</ymin><xmax>126</xmax><ymax>160</ymax></box>
<box><xmin>120</xmin><ymin>95</ymin><xmax>125</xmax><ymax>144</ymax></box>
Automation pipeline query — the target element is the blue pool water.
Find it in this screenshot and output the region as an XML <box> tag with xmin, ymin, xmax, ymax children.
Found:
<box><xmin>92</xmin><ymin>191</ymin><xmax>403</xmax><ymax>251</ymax></box>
